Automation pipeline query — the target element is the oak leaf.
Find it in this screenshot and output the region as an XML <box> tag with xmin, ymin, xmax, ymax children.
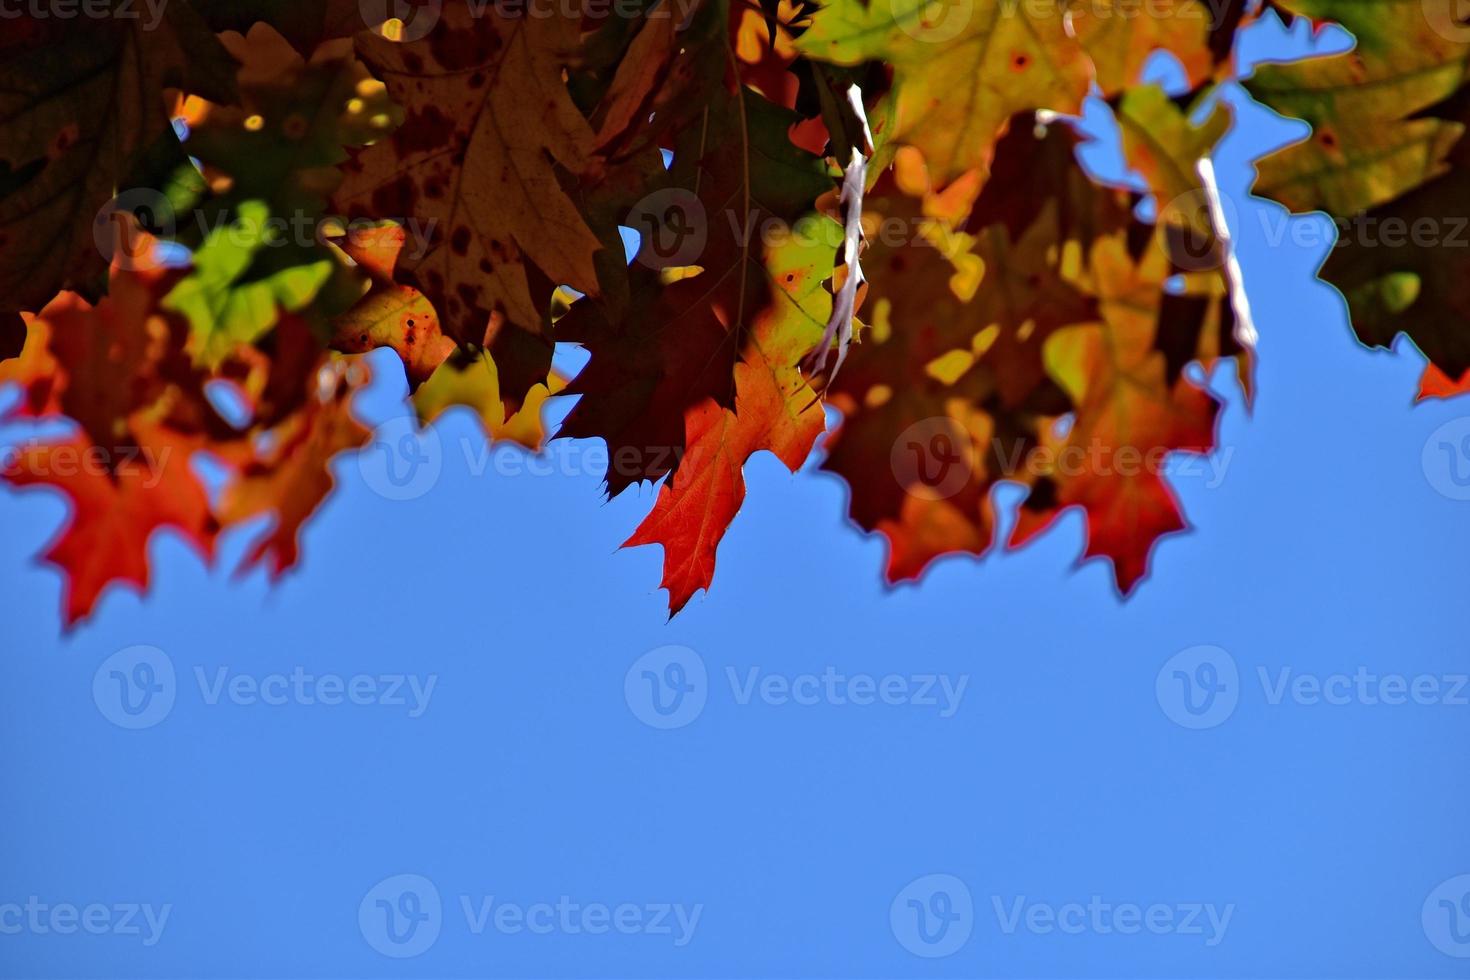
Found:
<box><xmin>216</xmin><ymin>362</ymin><xmax>370</xmax><ymax>577</ymax></box>
<box><xmin>1248</xmin><ymin>1</ymin><xmax>1470</xmax><ymax>378</ymax></box>
<box><xmin>556</xmin><ymin>89</ymin><xmax>832</xmax><ymax>497</ymax></box>
<box><xmin>0</xmin><ymin>4</ymin><xmax>237</xmax><ymax>320</ymax></box>
<box><xmin>3</xmin><ymin>426</ymin><xmax>216</xmax><ymax>627</ymax></box>
<box><xmin>333</xmin><ymin>3</ymin><xmax>605</xmax><ymax>407</ymax></box>
<box><xmin>623</xmin><ymin>213</ymin><xmax>835</xmax><ymax>611</ymax></box>
<box><xmin>797</xmin><ymin>0</ymin><xmax>1093</xmax><ymax>182</ymax></box>
<box><xmin>329</xmin><ymin>222</ymin><xmax>454</xmax><ymax>387</ymax></box>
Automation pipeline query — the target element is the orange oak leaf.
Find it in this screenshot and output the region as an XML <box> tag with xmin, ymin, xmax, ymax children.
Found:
<box><xmin>0</xmin><ymin>315</ymin><xmax>59</xmax><ymax>421</ymax></box>
<box><xmin>3</xmin><ymin>425</ymin><xmax>216</xmax><ymax>626</ymax></box>
<box><xmin>217</xmin><ymin>362</ymin><xmax>371</xmax><ymax>577</ymax></box>
<box><xmin>30</xmin><ymin>262</ymin><xmax>201</xmax><ymax>454</ymax></box>
<box><xmin>820</xmin><ymin>167</ymin><xmax>1098</xmax><ymax>581</ymax></box>
<box><xmin>1007</xmin><ymin>235</ymin><xmax>1221</xmax><ymax>590</ymax></box>
<box><xmin>1419</xmin><ymin>364</ymin><xmax>1470</xmax><ymax>401</ymax></box>
<box><xmin>820</xmin><ymin>101</ymin><xmax>1241</xmax><ymax>590</ymax></box>
<box><xmin>329</xmin><ymin>223</ymin><xmax>454</xmax><ymax>387</ymax></box>
<box><xmin>622</xmin><ymin>215</ymin><xmax>834</xmax><ymax>611</ymax></box>
<box><xmin>0</xmin><ymin>0</ymin><xmax>1399</xmax><ymax>622</ymax></box>
<box><xmin>626</xmin><ymin>352</ymin><xmax>825</xmax><ymax>612</ymax></box>
<box><xmin>2</xmin><ymin>229</ymin><xmax>227</xmax><ymax>449</ymax></box>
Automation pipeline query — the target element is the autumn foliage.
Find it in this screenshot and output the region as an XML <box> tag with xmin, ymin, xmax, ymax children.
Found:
<box><xmin>0</xmin><ymin>0</ymin><xmax>1461</xmax><ymax>624</ymax></box>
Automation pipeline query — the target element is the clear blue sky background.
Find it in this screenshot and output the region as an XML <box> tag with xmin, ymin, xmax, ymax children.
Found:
<box><xmin>3</xmin><ymin>15</ymin><xmax>1469</xmax><ymax>979</ymax></box>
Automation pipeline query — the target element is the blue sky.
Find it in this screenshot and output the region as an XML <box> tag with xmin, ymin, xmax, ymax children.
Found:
<box><xmin>2</xmin><ymin>14</ymin><xmax>1469</xmax><ymax>979</ymax></box>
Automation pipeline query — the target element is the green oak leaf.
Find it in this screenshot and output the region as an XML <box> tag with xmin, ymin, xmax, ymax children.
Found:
<box><xmin>164</xmin><ymin>201</ymin><xmax>332</xmax><ymax>365</ymax></box>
